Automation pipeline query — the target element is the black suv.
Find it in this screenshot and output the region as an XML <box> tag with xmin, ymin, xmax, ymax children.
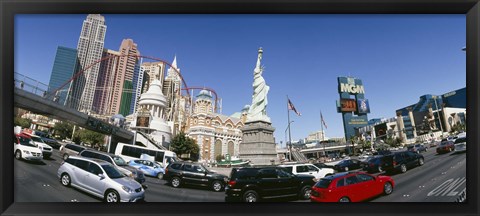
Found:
<box><xmin>164</xmin><ymin>161</ymin><xmax>228</xmax><ymax>192</ymax></box>
<box><xmin>225</xmin><ymin>166</ymin><xmax>316</xmax><ymax>202</ymax></box>
<box><xmin>381</xmin><ymin>151</ymin><xmax>424</xmax><ymax>174</ymax></box>
<box><xmin>362</xmin><ymin>155</ymin><xmax>385</xmax><ymax>173</ymax></box>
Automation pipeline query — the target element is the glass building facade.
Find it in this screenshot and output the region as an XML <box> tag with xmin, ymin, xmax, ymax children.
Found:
<box><xmin>48</xmin><ymin>46</ymin><xmax>78</xmax><ymax>105</ymax></box>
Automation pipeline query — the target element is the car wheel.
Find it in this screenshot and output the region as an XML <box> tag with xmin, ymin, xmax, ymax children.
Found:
<box><xmin>339</xmin><ymin>196</ymin><xmax>350</xmax><ymax>202</ymax></box>
<box><xmin>157</xmin><ymin>173</ymin><xmax>164</xmax><ymax>179</ymax></box>
<box><xmin>400</xmin><ymin>164</ymin><xmax>407</xmax><ymax>173</ymax></box>
<box><xmin>105</xmin><ymin>190</ymin><xmax>120</xmax><ymax>203</ymax></box>
<box><xmin>15</xmin><ymin>150</ymin><xmax>22</xmax><ymax>160</ymax></box>
<box><xmin>171</xmin><ymin>177</ymin><xmax>181</xmax><ymax>188</ymax></box>
<box><xmin>418</xmin><ymin>158</ymin><xmax>424</xmax><ymax>166</ymax></box>
<box><xmin>299</xmin><ymin>185</ymin><xmax>312</xmax><ymax>200</ymax></box>
<box><xmin>63</xmin><ymin>154</ymin><xmax>69</xmax><ymax>161</ymax></box>
<box><xmin>243</xmin><ymin>190</ymin><xmax>259</xmax><ymax>202</ymax></box>
<box><xmin>211</xmin><ymin>180</ymin><xmax>224</xmax><ymax>192</ymax></box>
<box><xmin>383</xmin><ymin>182</ymin><xmax>393</xmax><ymax>195</ymax></box>
<box><xmin>60</xmin><ymin>173</ymin><xmax>71</xmax><ymax>187</ymax></box>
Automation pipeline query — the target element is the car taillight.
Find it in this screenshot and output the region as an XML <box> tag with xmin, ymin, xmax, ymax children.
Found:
<box><xmin>228</xmin><ymin>180</ymin><xmax>236</xmax><ymax>188</ymax></box>
<box><xmin>369</xmin><ymin>163</ymin><xmax>374</xmax><ymax>167</ymax></box>
<box><xmin>393</xmin><ymin>161</ymin><xmax>397</xmax><ymax>166</ymax></box>
<box><xmin>165</xmin><ymin>168</ymin><xmax>168</xmax><ymax>174</ymax></box>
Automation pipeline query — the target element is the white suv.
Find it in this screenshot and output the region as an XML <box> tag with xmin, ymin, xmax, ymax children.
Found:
<box><xmin>279</xmin><ymin>163</ymin><xmax>334</xmax><ymax>181</ymax></box>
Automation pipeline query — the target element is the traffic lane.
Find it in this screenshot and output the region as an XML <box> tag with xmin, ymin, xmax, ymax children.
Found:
<box><xmin>14</xmin><ymin>155</ymin><xmax>100</xmax><ymax>202</ymax></box>
<box><xmin>372</xmin><ymin>151</ymin><xmax>465</xmax><ymax>202</ymax></box>
<box><xmin>143</xmin><ymin>177</ymin><xmax>225</xmax><ymax>202</ymax></box>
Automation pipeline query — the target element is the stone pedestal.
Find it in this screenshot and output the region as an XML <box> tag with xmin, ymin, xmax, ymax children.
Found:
<box><xmin>238</xmin><ymin>120</ymin><xmax>279</xmax><ymax>165</ymax></box>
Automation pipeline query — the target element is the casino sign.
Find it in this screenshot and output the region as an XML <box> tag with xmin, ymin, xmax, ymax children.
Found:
<box><xmin>337</xmin><ymin>77</ymin><xmax>370</xmax><ymax>141</ymax></box>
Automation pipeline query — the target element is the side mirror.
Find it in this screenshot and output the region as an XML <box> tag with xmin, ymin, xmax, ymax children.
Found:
<box><xmin>98</xmin><ymin>174</ymin><xmax>105</xmax><ymax>179</ymax></box>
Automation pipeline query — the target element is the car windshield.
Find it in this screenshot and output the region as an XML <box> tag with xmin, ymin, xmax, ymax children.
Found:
<box><xmin>101</xmin><ymin>164</ymin><xmax>125</xmax><ymax>179</ymax></box>
<box><xmin>315</xmin><ymin>179</ymin><xmax>332</xmax><ymax>188</ymax></box>
<box><xmin>440</xmin><ymin>141</ymin><xmax>450</xmax><ymax>146</ymax></box>
<box><xmin>454</xmin><ymin>137</ymin><xmax>466</xmax><ymax>143</ymax></box>
<box><xmin>17</xmin><ymin>136</ymin><xmax>36</xmax><ymax>147</ymax></box>
<box><xmin>112</xmin><ymin>156</ymin><xmax>127</xmax><ymax>166</ymax></box>
<box><xmin>30</xmin><ymin>136</ymin><xmax>45</xmax><ymax>143</ymax></box>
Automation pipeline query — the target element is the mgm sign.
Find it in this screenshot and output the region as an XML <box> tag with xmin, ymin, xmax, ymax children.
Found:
<box><xmin>336</xmin><ymin>77</ymin><xmax>370</xmax><ymax>141</ymax></box>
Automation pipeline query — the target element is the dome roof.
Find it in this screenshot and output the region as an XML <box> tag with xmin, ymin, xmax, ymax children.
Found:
<box><xmin>138</xmin><ymin>79</ymin><xmax>167</xmax><ymax>107</ymax></box>
<box><xmin>196</xmin><ymin>89</ymin><xmax>212</xmax><ymax>101</ymax></box>
<box><xmin>242</xmin><ymin>105</ymin><xmax>250</xmax><ymax>112</ymax></box>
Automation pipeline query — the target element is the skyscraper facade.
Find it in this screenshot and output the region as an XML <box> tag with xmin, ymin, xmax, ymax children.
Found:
<box><xmin>110</xmin><ymin>39</ymin><xmax>141</xmax><ymax>116</ymax></box>
<box><xmin>48</xmin><ymin>46</ymin><xmax>78</xmax><ymax>105</ymax></box>
<box><xmin>130</xmin><ymin>59</ymin><xmax>143</xmax><ymax>114</ymax></box>
<box><xmin>142</xmin><ymin>61</ymin><xmax>166</xmax><ymax>92</ymax></box>
<box><xmin>93</xmin><ymin>49</ymin><xmax>120</xmax><ymax>115</ymax></box>
<box><xmin>68</xmin><ymin>14</ymin><xmax>107</xmax><ymax>113</ymax></box>
<box><xmin>162</xmin><ymin>56</ymin><xmax>181</xmax><ymax>121</ymax></box>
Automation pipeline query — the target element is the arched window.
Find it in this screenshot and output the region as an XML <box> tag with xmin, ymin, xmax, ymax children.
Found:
<box><xmin>214</xmin><ymin>139</ymin><xmax>222</xmax><ymax>159</ymax></box>
<box><xmin>228</xmin><ymin>141</ymin><xmax>234</xmax><ymax>156</ymax></box>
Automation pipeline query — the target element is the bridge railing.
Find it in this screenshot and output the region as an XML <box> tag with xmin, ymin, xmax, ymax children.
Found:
<box><xmin>14</xmin><ymin>72</ymin><xmax>103</xmax><ymax>115</ymax></box>
<box><xmin>14</xmin><ymin>72</ymin><xmax>49</xmax><ymax>97</ymax></box>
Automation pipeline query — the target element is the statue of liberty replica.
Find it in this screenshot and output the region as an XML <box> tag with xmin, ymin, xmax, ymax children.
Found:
<box><xmin>239</xmin><ymin>48</ymin><xmax>279</xmax><ymax>165</ymax></box>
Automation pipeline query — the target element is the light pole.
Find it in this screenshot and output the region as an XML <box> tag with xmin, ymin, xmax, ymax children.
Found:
<box><xmin>285</xmin><ymin>120</ymin><xmax>294</xmax><ymax>161</ymax></box>
<box><xmin>433</xmin><ymin>96</ymin><xmax>444</xmax><ymax>134</ymax></box>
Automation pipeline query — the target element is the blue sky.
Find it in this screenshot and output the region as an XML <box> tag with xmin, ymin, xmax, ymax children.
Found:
<box><xmin>15</xmin><ymin>14</ymin><xmax>466</xmax><ymax>147</ymax></box>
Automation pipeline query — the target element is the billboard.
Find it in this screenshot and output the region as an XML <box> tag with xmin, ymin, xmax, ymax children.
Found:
<box><xmin>357</xmin><ymin>99</ymin><xmax>370</xmax><ymax>114</ymax></box>
<box><xmin>340</xmin><ymin>98</ymin><xmax>357</xmax><ymax>112</ymax></box>
<box><xmin>136</xmin><ymin>116</ymin><xmax>150</xmax><ymax>127</ymax></box>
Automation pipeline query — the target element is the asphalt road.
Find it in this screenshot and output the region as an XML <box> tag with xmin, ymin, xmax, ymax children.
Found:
<box><xmin>14</xmin><ymin>147</ymin><xmax>465</xmax><ymax>202</ymax></box>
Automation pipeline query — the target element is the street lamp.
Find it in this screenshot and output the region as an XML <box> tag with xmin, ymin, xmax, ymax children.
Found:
<box><xmin>432</xmin><ymin>96</ymin><xmax>444</xmax><ymax>134</ymax></box>
<box><xmin>285</xmin><ymin>120</ymin><xmax>294</xmax><ymax>161</ymax></box>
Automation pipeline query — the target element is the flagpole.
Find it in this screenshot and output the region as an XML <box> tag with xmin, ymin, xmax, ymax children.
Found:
<box><xmin>321</xmin><ymin>110</ymin><xmax>325</xmax><ymax>157</ymax></box>
<box><xmin>287</xmin><ymin>95</ymin><xmax>292</xmax><ymax>161</ymax></box>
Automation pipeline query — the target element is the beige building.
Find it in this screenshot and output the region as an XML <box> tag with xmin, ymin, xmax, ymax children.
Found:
<box><xmin>307</xmin><ymin>130</ymin><xmax>327</xmax><ymax>142</ymax></box>
<box><xmin>185</xmin><ymin>90</ymin><xmax>248</xmax><ymax>162</ymax></box>
<box><xmin>109</xmin><ymin>39</ymin><xmax>140</xmax><ymax>116</ymax></box>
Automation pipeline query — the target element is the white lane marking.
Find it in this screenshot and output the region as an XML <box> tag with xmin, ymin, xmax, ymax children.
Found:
<box><xmin>427</xmin><ymin>177</ymin><xmax>466</xmax><ymax>197</ymax></box>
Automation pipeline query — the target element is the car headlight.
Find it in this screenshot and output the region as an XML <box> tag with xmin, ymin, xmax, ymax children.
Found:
<box><xmin>122</xmin><ymin>186</ymin><xmax>134</xmax><ymax>193</ymax></box>
<box><xmin>223</xmin><ymin>177</ymin><xmax>229</xmax><ymax>182</ymax></box>
<box><xmin>22</xmin><ymin>150</ymin><xmax>30</xmax><ymax>154</ymax></box>
<box><xmin>129</xmin><ymin>173</ymin><xmax>134</xmax><ymax>178</ymax></box>
<box><xmin>313</xmin><ymin>177</ymin><xmax>319</xmax><ymax>182</ymax></box>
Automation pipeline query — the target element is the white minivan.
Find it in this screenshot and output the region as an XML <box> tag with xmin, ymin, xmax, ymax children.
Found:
<box><xmin>23</xmin><ymin>133</ymin><xmax>53</xmax><ymax>159</ymax></box>
<box><xmin>14</xmin><ymin>133</ymin><xmax>43</xmax><ymax>161</ymax></box>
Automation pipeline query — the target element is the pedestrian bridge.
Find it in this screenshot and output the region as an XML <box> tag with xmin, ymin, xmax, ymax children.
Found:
<box><xmin>13</xmin><ymin>80</ymin><xmax>134</xmax><ymax>143</ymax></box>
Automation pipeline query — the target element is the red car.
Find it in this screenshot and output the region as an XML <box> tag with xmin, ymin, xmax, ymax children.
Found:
<box><xmin>310</xmin><ymin>172</ymin><xmax>394</xmax><ymax>202</ymax></box>
<box><xmin>436</xmin><ymin>141</ymin><xmax>455</xmax><ymax>154</ymax></box>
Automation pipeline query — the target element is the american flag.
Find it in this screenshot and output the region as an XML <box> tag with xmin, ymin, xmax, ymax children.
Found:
<box><xmin>321</xmin><ymin>111</ymin><xmax>328</xmax><ymax>129</ymax></box>
<box><xmin>288</xmin><ymin>99</ymin><xmax>301</xmax><ymax>116</ymax></box>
